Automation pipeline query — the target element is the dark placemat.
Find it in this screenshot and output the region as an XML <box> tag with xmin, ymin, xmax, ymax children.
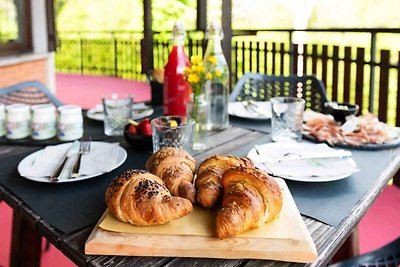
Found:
<box><xmin>0</xmin><ymin>145</ymin><xmax>153</xmax><ymax>233</ymax></box>
<box><xmin>229</xmin><ymin>116</ymin><xmax>271</xmax><ymax>133</ymax></box>
<box><xmin>230</xmin><ymin>134</ymin><xmax>396</xmax><ymax>227</ymax></box>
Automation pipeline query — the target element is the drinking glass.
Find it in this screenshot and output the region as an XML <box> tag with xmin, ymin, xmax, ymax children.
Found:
<box><xmin>151</xmin><ymin>116</ymin><xmax>194</xmax><ymax>153</ymax></box>
<box><xmin>102</xmin><ymin>94</ymin><xmax>133</xmax><ymax>136</ymax></box>
<box><xmin>271</xmin><ymin>96</ymin><xmax>305</xmax><ymax>142</ymax></box>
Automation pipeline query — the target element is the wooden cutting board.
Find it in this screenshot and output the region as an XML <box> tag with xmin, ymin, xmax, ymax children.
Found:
<box><xmin>85</xmin><ymin>179</ymin><xmax>317</xmax><ymax>263</ymax></box>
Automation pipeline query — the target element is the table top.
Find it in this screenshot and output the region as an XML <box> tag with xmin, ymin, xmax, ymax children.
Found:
<box><xmin>1</xmin><ymin>126</ymin><xmax>399</xmax><ymax>267</ymax></box>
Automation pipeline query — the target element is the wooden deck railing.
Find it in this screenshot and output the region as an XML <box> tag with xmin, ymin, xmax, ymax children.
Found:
<box><xmin>55</xmin><ymin>28</ymin><xmax>400</xmax><ymax>126</ymax></box>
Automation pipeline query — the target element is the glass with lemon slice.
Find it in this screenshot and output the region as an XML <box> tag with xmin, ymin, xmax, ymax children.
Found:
<box><xmin>150</xmin><ymin>116</ymin><xmax>195</xmax><ymax>153</ymax></box>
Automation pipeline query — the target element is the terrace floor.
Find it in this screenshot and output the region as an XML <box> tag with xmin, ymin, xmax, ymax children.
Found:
<box><xmin>0</xmin><ymin>74</ymin><xmax>399</xmax><ymax>267</ymax></box>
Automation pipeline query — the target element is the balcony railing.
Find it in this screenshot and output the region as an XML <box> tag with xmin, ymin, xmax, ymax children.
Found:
<box><xmin>55</xmin><ymin>28</ymin><xmax>400</xmax><ymax>126</ymax></box>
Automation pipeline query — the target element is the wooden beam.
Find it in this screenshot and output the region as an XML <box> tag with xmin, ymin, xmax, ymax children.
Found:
<box><xmin>221</xmin><ymin>0</ymin><xmax>232</xmax><ymax>88</ymax></box>
<box><xmin>196</xmin><ymin>0</ymin><xmax>207</xmax><ymax>31</ymax></box>
<box><xmin>141</xmin><ymin>0</ymin><xmax>154</xmax><ymax>74</ymax></box>
<box><xmin>46</xmin><ymin>0</ymin><xmax>57</xmax><ymax>52</ymax></box>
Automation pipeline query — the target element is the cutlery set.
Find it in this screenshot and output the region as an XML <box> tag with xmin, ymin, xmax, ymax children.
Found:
<box><xmin>49</xmin><ymin>138</ymin><xmax>92</xmax><ymax>182</ymax></box>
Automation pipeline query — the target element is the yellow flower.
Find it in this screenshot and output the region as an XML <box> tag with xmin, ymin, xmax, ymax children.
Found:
<box><xmin>197</xmin><ymin>65</ymin><xmax>206</xmax><ymax>73</ymax></box>
<box><xmin>191</xmin><ymin>55</ymin><xmax>202</xmax><ymax>65</ymax></box>
<box><xmin>208</xmin><ymin>56</ymin><xmax>217</xmax><ymax>64</ymax></box>
<box><xmin>188</xmin><ymin>73</ymin><xmax>200</xmax><ymax>84</ymax></box>
<box><xmin>214</xmin><ymin>69</ymin><xmax>222</xmax><ymax>77</ymax></box>
<box><xmin>206</xmin><ymin>73</ymin><xmax>213</xmax><ymax>80</ymax></box>
<box><xmin>184</xmin><ymin>67</ymin><xmax>191</xmax><ymax>74</ymax></box>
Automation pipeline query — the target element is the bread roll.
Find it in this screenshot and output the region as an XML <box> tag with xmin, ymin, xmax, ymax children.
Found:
<box><xmin>195</xmin><ymin>155</ymin><xmax>255</xmax><ymax>208</ymax></box>
<box><xmin>105</xmin><ymin>169</ymin><xmax>193</xmax><ymax>226</ymax></box>
<box><xmin>146</xmin><ymin>147</ymin><xmax>197</xmax><ymax>203</ymax></box>
<box><xmin>216</xmin><ymin>167</ymin><xmax>282</xmax><ymax>239</ymax></box>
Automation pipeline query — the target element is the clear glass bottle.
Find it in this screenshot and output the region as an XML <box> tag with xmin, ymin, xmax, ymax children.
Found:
<box><xmin>187</xmin><ymin>92</ymin><xmax>208</xmax><ymax>151</ymax></box>
<box><xmin>163</xmin><ymin>22</ymin><xmax>191</xmax><ymax>116</ymax></box>
<box><xmin>203</xmin><ymin>21</ymin><xmax>229</xmax><ymax>130</ymax></box>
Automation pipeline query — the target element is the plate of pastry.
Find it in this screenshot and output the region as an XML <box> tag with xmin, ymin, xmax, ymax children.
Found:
<box><xmin>228</xmin><ymin>101</ymin><xmax>272</xmax><ymax>120</ymax></box>
<box><xmin>86</xmin><ymin>148</ymin><xmax>317</xmax><ymax>262</ymax></box>
<box><xmin>87</xmin><ymin>103</ymin><xmax>154</xmax><ymax>121</ymax></box>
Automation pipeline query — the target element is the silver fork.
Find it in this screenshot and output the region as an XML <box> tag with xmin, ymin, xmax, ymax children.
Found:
<box><xmin>71</xmin><ymin>138</ymin><xmax>91</xmax><ymax>178</ymax></box>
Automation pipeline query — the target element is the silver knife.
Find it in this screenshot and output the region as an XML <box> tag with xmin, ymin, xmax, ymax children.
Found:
<box><xmin>49</xmin><ymin>141</ymin><xmax>80</xmax><ymax>182</ymax></box>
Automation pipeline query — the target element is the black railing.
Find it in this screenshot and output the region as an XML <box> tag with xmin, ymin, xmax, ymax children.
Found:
<box><xmin>55</xmin><ymin>28</ymin><xmax>400</xmax><ymax>125</ymax></box>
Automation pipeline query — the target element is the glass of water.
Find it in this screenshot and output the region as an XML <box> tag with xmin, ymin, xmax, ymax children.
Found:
<box><xmin>271</xmin><ymin>96</ymin><xmax>305</xmax><ymax>142</ymax></box>
<box><xmin>151</xmin><ymin>116</ymin><xmax>195</xmax><ymax>153</ymax></box>
<box><xmin>102</xmin><ymin>93</ymin><xmax>133</xmax><ymax>136</ymax></box>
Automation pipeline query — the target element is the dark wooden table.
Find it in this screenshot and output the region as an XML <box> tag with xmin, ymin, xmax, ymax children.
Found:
<box><xmin>1</xmin><ymin>127</ymin><xmax>400</xmax><ymax>267</ymax></box>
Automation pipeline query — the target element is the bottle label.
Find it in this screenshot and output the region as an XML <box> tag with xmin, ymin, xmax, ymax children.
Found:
<box><xmin>0</xmin><ymin>120</ymin><xmax>5</xmax><ymax>137</ymax></box>
<box><xmin>6</xmin><ymin>121</ymin><xmax>31</xmax><ymax>139</ymax></box>
<box><xmin>31</xmin><ymin>121</ymin><xmax>57</xmax><ymax>140</ymax></box>
<box><xmin>57</xmin><ymin>122</ymin><xmax>83</xmax><ymax>141</ymax></box>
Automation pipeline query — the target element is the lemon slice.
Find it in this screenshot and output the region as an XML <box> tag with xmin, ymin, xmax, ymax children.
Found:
<box><xmin>128</xmin><ymin>119</ymin><xmax>139</xmax><ymax>126</ymax></box>
<box><xmin>169</xmin><ymin>120</ymin><xmax>178</xmax><ymax>128</ymax></box>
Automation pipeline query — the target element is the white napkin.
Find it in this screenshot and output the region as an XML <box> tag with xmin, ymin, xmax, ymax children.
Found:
<box><xmin>228</xmin><ymin>101</ymin><xmax>271</xmax><ymax>118</ymax></box>
<box><xmin>21</xmin><ymin>142</ymin><xmax>120</xmax><ymax>179</ymax></box>
<box><xmin>248</xmin><ymin>142</ymin><xmax>359</xmax><ymax>178</ymax></box>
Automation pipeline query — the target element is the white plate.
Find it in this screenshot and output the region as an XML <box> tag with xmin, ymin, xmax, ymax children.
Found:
<box><xmin>228</xmin><ymin>101</ymin><xmax>272</xmax><ymax>120</ymax></box>
<box><xmin>17</xmin><ymin>142</ymin><xmax>127</xmax><ymax>183</ymax></box>
<box><xmin>87</xmin><ymin>104</ymin><xmax>154</xmax><ymax>121</ymax></box>
<box><xmin>247</xmin><ymin>146</ymin><xmax>358</xmax><ymax>182</ymax></box>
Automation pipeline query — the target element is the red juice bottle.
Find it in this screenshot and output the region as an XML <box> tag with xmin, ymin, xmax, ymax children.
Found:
<box><xmin>163</xmin><ymin>22</ymin><xmax>191</xmax><ymax>116</ymax></box>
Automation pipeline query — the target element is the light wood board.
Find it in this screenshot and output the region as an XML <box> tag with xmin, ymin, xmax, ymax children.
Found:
<box><xmin>85</xmin><ymin>179</ymin><xmax>318</xmax><ymax>263</ymax></box>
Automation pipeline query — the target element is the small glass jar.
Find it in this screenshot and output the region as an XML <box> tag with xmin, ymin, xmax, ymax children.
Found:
<box><xmin>57</xmin><ymin>105</ymin><xmax>83</xmax><ymax>141</ymax></box>
<box><xmin>31</xmin><ymin>104</ymin><xmax>57</xmax><ymax>140</ymax></box>
<box><xmin>0</xmin><ymin>104</ymin><xmax>5</xmax><ymax>137</ymax></box>
<box><xmin>5</xmin><ymin>104</ymin><xmax>31</xmax><ymax>139</ymax></box>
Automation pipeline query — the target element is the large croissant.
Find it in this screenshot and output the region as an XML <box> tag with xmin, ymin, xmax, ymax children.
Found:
<box><xmin>216</xmin><ymin>167</ymin><xmax>282</xmax><ymax>239</ymax></box>
<box><xmin>105</xmin><ymin>169</ymin><xmax>193</xmax><ymax>226</ymax></box>
<box><xmin>146</xmin><ymin>147</ymin><xmax>197</xmax><ymax>203</ymax></box>
<box><xmin>195</xmin><ymin>156</ymin><xmax>255</xmax><ymax>208</ymax></box>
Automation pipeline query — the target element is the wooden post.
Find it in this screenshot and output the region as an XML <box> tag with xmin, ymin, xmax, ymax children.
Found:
<box><xmin>10</xmin><ymin>211</ymin><xmax>42</xmax><ymax>267</ymax></box>
<box><xmin>196</xmin><ymin>0</ymin><xmax>207</xmax><ymax>31</ymax></box>
<box><xmin>221</xmin><ymin>0</ymin><xmax>232</xmax><ymax>89</ymax></box>
<box><xmin>46</xmin><ymin>0</ymin><xmax>57</xmax><ymax>52</ymax></box>
<box><xmin>141</xmin><ymin>0</ymin><xmax>154</xmax><ymax>74</ymax></box>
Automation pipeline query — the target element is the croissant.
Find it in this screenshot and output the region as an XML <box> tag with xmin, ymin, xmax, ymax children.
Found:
<box><xmin>195</xmin><ymin>156</ymin><xmax>255</xmax><ymax>208</ymax></box>
<box><xmin>216</xmin><ymin>167</ymin><xmax>282</xmax><ymax>239</ymax></box>
<box><xmin>105</xmin><ymin>169</ymin><xmax>193</xmax><ymax>226</ymax></box>
<box><xmin>146</xmin><ymin>147</ymin><xmax>197</xmax><ymax>203</ymax></box>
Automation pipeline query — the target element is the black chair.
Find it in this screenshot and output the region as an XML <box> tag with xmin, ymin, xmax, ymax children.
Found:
<box><xmin>230</xmin><ymin>73</ymin><xmax>328</xmax><ymax>112</ymax></box>
<box><xmin>329</xmin><ymin>237</ymin><xmax>400</xmax><ymax>267</ymax></box>
<box><xmin>0</xmin><ymin>80</ymin><xmax>63</xmax><ymax>107</ymax></box>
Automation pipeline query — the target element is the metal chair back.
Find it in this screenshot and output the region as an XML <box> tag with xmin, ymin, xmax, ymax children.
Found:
<box><xmin>230</xmin><ymin>73</ymin><xmax>328</xmax><ymax>112</ymax></box>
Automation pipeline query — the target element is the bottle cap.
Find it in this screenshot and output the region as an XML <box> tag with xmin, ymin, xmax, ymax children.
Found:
<box><xmin>206</xmin><ymin>21</ymin><xmax>224</xmax><ymax>40</ymax></box>
<box><xmin>172</xmin><ymin>21</ymin><xmax>186</xmax><ymax>40</ymax></box>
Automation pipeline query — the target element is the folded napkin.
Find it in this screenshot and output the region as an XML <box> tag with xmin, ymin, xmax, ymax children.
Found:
<box><xmin>21</xmin><ymin>142</ymin><xmax>120</xmax><ymax>179</ymax></box>
<box><xmin>248</xmin><ymin>142</ymin><xmax>359</xmax><ymax>178</ymax></box>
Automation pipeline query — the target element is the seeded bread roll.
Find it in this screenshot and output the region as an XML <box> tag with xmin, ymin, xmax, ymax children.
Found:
<box><xmin>105</xmin><ymin>169</ymin><xmax>193</xmax><ymax>226</ymax></box>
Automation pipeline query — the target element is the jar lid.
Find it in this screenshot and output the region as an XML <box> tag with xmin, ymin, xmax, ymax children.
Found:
<box><xmin>31</xmin><ymin>104</ymin><xmax>56</xmax><ymax>113</ymax></box>
<box><xmin>58</xmin><ymin>105</ymin><xmax>82</xmax><ymax>114</ymax></box>
<box><xmin>6</xmin><ymin>103</ymin><xmax>30</xmax><ymax>113</ymax></box>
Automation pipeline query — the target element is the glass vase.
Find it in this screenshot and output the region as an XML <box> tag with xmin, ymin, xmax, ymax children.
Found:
<box><xmin>187</xmin><ymin>93</ymin><xmax>208</xmax><ymax>151</ymax></box>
